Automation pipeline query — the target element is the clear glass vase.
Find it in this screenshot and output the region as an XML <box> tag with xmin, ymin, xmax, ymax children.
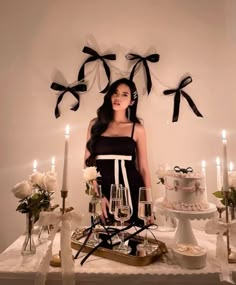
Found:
<box><xmin>21</xmin><ymin>213</ymin><xmax>36</xmax><ymax>256</ymax></box>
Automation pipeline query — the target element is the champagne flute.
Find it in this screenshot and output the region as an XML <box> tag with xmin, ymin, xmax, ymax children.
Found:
<box><xmin>138</xmin><ymin>187</ymin><xmax>154</xmax><ymax>253</ymax></box>
<box><xmin>113</xmin><ymin>186</ymin><xmax>132</xmax><ymax>254</ymax></box>
<box><xmin>87</xmin><ymin>185</ymin><xmax>102</xmax><ymax>246</ymax></box>
<box><xmin>109</xmin><ymin>184</ymin><xmax>122</xmax><ymax>222</ymax></box>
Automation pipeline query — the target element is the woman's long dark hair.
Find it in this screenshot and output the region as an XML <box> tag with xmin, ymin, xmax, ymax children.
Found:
<box><xmin>85</xmin><ymin>78</ymin><xmax>141</xmax><ymax>166</ymax></box>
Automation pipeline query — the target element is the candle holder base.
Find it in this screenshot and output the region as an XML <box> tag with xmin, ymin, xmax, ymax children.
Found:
<box><xmin>229</xmin><ymin>250</ymin><xmax>236</xmax><ymax>263</ymax></box>
<box><xmin>50</xmin><ymin>251</ymin><xmax>74</xmax><ymax>267</ymax></box>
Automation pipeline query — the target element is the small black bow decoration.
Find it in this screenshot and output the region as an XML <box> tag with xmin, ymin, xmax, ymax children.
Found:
<box><xmin>126</xmin><ymin>53</ymin><xmax>160</xmax><ymax>95</ymax></box>
<box><xmin>174</xmin><ymin>166</ymin><xmax>193</xmax><ymax>174</ymax></box>
<box><xmin>78</xmin><ymin>46</ymin><xmax>116</xmax><ymax>94</ymax></box>
<box><xmin>163</xmin><ymin>76</ymin><xmax>203</xmax><ymax>122</ymax></box>
<box><xmin>51</xmin><ymin>82</ymin><xmax>87</xmax><ymax>118</ymax></box>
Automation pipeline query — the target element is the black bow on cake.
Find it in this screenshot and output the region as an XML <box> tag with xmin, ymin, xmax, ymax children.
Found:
<box><xmin>163</xmin><ymin>76</ymin><xmax>203</xmax><ymax>122</ymax></box>
<box><xmin>78</xmin><ymin>46</ymin><xmax>116</xmax><ymax>93</ymax></box>
<box><xmin>174</xmin><ymin>166</ymin><xmax>193</xmax><ymax>174</ymax></box>
<box><xmin>51</xmin><ymin>82</ymin><xmax>87</xmax><ymax>118</ymax></box>
<box><xmin>126</xmin><ymin>53</ymin><xmax>160</xmax><ymax>95</ymax></box>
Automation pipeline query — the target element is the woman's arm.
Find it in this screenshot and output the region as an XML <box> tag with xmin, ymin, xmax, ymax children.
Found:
<box><xmin>135</xmin><ymin>124</ymin><xmax>152</xmax><ymax>188</ymax></box>
<box><xmin>84</xmin><ymin>118</ymin><xmax>109</xmax><ymax>223</ymax></box>
<box><xmin>84</xmin><ymin>118</ymin><xmax>96</xmax><ymax>166</ymax></box>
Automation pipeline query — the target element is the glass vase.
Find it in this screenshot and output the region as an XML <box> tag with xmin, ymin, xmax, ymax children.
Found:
<box><xmin>21</xmin><ymin>213</ymin><xmax>36</xmax><ymax>256</ymax></box>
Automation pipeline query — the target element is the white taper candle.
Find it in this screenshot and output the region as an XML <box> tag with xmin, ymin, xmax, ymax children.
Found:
<box><xmin>222</xmin><ymin>130</ymin><xmax>229</xmax><ymax>192</ymax></box>
<box><xmin>62</xmin><ymin>125</ymin><xmax>70</xmax><ymax>191</ymax></box>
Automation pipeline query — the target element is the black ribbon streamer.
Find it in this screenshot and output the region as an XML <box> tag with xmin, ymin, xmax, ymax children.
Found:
<box><xmin>50</xmin><ymin>82</ymin><xmax>87</xmax><ymax>118</ymax></box>
<box><xmin>76</xmin><ymin>222</ymin><xmax>158</xmax><ymax>265</ymax></box>
<box><xmin>126</xmin><ymin>53</ymin><xmax>160</xmax><ymax>95</ymax></box>
<box><xmin>78</xmin><ymin>46</ymin><xmax>116</xmax><ymax>93</ymax></box>
<box><xmin>163</xmin><ymin>76</ymin><xmax>203</xmax><ymax>122</ymax></box>
<box><xmin>174</xmin><ymin>166</ymin><xmax>193</xmax><ymax>174</ymax></box>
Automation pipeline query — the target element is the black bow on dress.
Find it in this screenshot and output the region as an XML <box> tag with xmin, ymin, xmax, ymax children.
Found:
<box><xmin>78</xmin><ymin>46</ymin><xmax>116</xmax><ymax>93</ymax></box>
<box><xmin>126</xmin><ymin>53</ymin><xmax>160</xmax><ymax>95</ymax></box>
<box><xmin>163</xmin><ymin>76</ymin><xmax>203</xmax><ymax>122</ymax></box>
<box><xmin>51</xmin><ymin>82</ymin><xmax>87</xmax><ymax>118</ymax></box>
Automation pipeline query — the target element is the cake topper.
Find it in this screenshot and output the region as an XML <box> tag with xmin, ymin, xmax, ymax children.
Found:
<box><xmin>174</xmin><ymin>166</ymin><xmax>193</xmax><ymax>174</ymax></box>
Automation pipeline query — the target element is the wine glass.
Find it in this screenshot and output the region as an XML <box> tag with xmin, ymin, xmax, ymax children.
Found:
<box><xmin>138</xmin><ymin>187</ymin><xmax>154</xmax><ymax>253</ymax></box>
<box><xmin>113</xmin><ymin>186</ymin><xmax>132</xmax><ymax>254</ymax></box>
<box><xmin>87</xmin><ymin>185</ymin><xmax>102</xmax><ymax>246</ymax></box>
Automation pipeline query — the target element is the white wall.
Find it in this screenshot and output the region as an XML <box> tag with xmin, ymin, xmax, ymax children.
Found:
<box><xmin>0</xmin><ymin>0</ymin><xmax>235</xmax><ymax>252</ymax></box>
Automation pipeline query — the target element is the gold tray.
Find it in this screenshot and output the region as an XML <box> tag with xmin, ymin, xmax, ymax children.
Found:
<box><xmin>71</xmin><ymin>228</ymin><xmax>168</xmax><ymax>266</ymax></box>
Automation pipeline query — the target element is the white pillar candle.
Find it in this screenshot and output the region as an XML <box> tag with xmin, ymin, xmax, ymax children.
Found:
<box><xmin>51</xmin><ymin>156</ymin><xmax>55</xmax><ymax>173</ymax></box>
<box><xmin>216</xmin><ymin>157</ymin><xmax>222</xmax><ymax>192</ymax></box>
<box><xmin>222</xmin><ymin>130</ymin><xmax>229</xmax><ymax>192</ymax></box>
<box><xmin>33</xmin><ymin>160</ymin><xmax>37</xmax><ymax>173</ymax></box>
<box><xmin>62</xmin><ymin>125</ymin><xmax>70</xmax><ymax>191</ymax></box>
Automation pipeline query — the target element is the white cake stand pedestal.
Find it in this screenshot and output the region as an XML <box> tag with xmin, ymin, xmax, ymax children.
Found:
<box><xmin>154</xmin><ymin>198</ymin><xmax>217</xmax><ymax>245</ymax></box>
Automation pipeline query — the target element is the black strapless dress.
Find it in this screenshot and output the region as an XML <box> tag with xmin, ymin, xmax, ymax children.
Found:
<box><xmin>94</xmin><ymin>135</ymin><xmax>144</xmax><ymax>226</ymax></box>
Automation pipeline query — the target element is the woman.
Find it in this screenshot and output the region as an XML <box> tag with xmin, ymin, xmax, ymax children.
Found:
<box><xmin>84</xmin><ymin>78</ymin><xmax>151</xmax><ymax>226</ymax></box>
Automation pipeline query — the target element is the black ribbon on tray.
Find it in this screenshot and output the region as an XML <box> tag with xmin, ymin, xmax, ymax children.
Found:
<box><xmin>75</xmin><ymin>222</ymin><xmax>156</xmax><ymax>265</ymax></box>
<box><xmin>163</xmin><ymin>76</ymin><xmax>203</xmax><ymax>122</ymax></box>
<box><xmin>51</xmin><ymin>82</ymin><xmax>87</xmax><ymax>118</ymax></box>
<box><xmin>174</xmin><ymin>166</ymin><xmax>193</xmax><ymax>174</ymax></box>
<box><xmin>78</xmin><ymin>46</ymin><xmax>116</xmax><ymax>94</ymax></box>
<box><xmin>126</xmin><ymin>53</ymin><xmax>160</xmax><ymax>95</ymax></box>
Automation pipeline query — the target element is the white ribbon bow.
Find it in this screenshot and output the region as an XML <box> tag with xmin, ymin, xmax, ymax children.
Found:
<box><xmin>205</xmin><ymin>218</ymin><xmax>236</xmax><ymax>284</ymax></box>
<box><xmin>35</xmin><ymin>210</ymin><xmax>83</xmax><ymax>285</ymax></box>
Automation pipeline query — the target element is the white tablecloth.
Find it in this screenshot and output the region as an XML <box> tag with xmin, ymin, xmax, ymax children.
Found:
<box><xmin>0</xmin><ymin>228</ymin><xmax>235</xmax><ymax>285</ymax></box>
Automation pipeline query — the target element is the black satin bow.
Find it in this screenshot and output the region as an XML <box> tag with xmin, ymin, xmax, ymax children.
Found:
<box><xmin>126</xmin><ymin>53</ymin><xmax>159</xmax><ymax>95</ymax></box>
<box><xmin>78</xmin><ymin>46</ymin><xmax>116</xmax><ymax>93</ymax></box>
<box><xmin>163</xmin><ymin>76</ymin><xmax>203</xmax><ymax>122</ymax></box>
<box><xmin>51</xmin><ymin>82</ymin><xmax>87</xmax><ymax>118</ymax></box>
<box><xmin>174</xmin><ymin>166</ymin><xmax>193</xmax><ymax>174</ymax></box>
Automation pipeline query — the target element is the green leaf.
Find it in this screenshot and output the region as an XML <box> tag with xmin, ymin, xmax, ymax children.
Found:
<box><xmin>212</xmin><ymin>191</ymin><xmax>224</xmax><ymax>199</ymax></box>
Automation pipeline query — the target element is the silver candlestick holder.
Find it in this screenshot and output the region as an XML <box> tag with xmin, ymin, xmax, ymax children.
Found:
<box><xmin>224</xmin><ymin>191</ymin><xmax>236</xmax><ymax>263</ymax></box>
<box><xmin>50</xmin><ymin>190</ymin><xmax>74</xmax><ymax>267</ymax></box>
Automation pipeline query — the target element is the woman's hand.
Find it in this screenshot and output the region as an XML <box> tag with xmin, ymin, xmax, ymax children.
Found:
<box><xmin>100</xmin><ymin>196</ymin><xmax>109</xmax><ymax>224</ymax></box>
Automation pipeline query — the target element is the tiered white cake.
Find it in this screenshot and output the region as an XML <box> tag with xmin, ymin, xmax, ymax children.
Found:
<box><xmin>162</xmin><ymin>169</ymin><xmax>209</xmax><ymax>211</ymax></box>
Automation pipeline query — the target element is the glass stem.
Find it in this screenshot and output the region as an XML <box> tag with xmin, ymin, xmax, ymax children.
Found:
<box><xmin>120</xmin><ymin>221</ymin><xmax>124</xmax><ymax>247</ymax></box>
<box><xmin>144</xmin><ymin>221</ymin><xmax>148</xmax><ymax>246</ymax></box>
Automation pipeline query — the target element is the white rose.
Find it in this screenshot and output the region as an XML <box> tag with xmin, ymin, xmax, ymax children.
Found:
<box><xmin>12</xmin><ymin>181</ymin><xmax>32</xmax><ymax>199</ymax></box>
<box><xmin>229</xmin><ymin>171</ymin><xmax>236</xmax><ymax>188</ymax></box>
<box><xmin>29</xmin><ymin>171</ymin><xmax>44</xmax><ymax>188</ymax></box>
<box><xmin>83</xmin><ymin>166</ymin><xmax>100</xmax><ymax>182</ymax></box>
<box><xmin>42</xmin><ymin>171</ymin><xmax>58</xmax><ymax>192</ymax></box>
<box><xmin>156</xmin><ymin>164</ymin><xmax>170</xmax><ymax>178</ymax></box>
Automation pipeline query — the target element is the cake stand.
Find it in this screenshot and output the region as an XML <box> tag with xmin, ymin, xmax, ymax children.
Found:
<box><xmin>154</xmin><ymin>198</ymin><xmax>217</xmax><ymax>245</ymax></box>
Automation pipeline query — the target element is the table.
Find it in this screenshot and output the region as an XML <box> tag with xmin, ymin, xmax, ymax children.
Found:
<box><xmin>0</xmin><ymin>228</ymin><xmax>235</xmax><ymax>285</ymax></box>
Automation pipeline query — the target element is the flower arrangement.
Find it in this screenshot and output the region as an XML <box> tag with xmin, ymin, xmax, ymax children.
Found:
<box><xmin>12</xmin><ymin>171</ymin><xmax>58</xmax><ymax>222</ymax></box>
<box><xmin>82</xmin><ymin>166</ymin><xmax>101</xmax><ymax>196</ymax></box>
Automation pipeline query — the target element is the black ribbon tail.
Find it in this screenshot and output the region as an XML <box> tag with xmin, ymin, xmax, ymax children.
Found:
<box><xmin>143</xmin><ymin>60</ymin><xmax>152</xmax><ymax>95</ymax></box>
<box><xmin>54</xmin><ymin>91</ymin><xmax>66</xmax><ymax>119</ymax></box>
<box><xmin>129</xmin><ymin>59</ymin><xmax>141</xmax><ymax>82</ymax></box>
<box><xmin>173</xmin><ymin>90</ymin><xmax>181</xmax><ymax>122</ymax></box>
<box><xmin>78</xmin><ymin>56</ymin><xmax>97</xmax><ymax>82</ymax></box>
<box><xmin>181</xmin><ymin>90</ymin><xmax>203</xmax><ymax>118</ymax></box>
<box><xmin>69</xmin><ymin>89</ymin><xmax>80</xmax><ymax>111</ymax></box>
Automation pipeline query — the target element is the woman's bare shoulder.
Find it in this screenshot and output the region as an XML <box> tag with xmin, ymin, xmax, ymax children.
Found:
<box><xmin>135</xmin><ymin>122</ymin><xmax>145</xmax><ymax>133</ymax></box>
<box><xmin>88</xmin><ymin>118</ymin><xmax>97</xmax><ymax>127</ymax></box>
